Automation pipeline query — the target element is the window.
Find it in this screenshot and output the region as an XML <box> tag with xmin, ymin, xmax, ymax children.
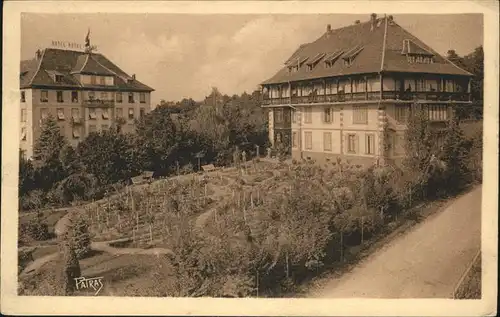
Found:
<box><xmin>71</xmin><ymin>91</ymin><xmax>79</xmax><ymax>103</ymax></box>
<box><xmin>393</xmin><ymin>135</ymin><xmax>405</xmax><ymax>155</ymax></box>
<box><xmin>292</xmin><ymin>132</ymin><xmax>298</xmax><ymax>148</ymax></box>
<box><xmin>323</xmin><ymin>132</ymin><xmax>332</xmax><ymax>151</ymax></box>
<box><xmin>395</xmin><ymin>105</ymin><xmax>408</xmax><ymax>123</ymax></box>
<box><xmin>428</xmin><ymin>105</ymin><xmax>448</xmax><ymax>121</ymax></box>
<box><xmin>20</xmin><ymin>150</ymin><xmax>27</xmax><ymax>159</ymax></box>
<box><xmin>128</xmin><ymin>108</ymin><xmax>134</xmax><ymax>120</ymax></box>
<box><xmin>20</xmin><ymin>127</ymin><xmax>27</xmax><ymax>141</ymax></box>
<box><xmin>353</xmin><ymin>106</ymin><xmax>368</xmax><ymax>124</ymax></box>
<box><xmin>71</xmin><ymin>108</ymin><xmax>80</xmax><ymax>122</ymax></box>
<box><xmin>116</xmin><ymin>92</ymin><xmax>123</xmax><ymax>103</ymax></box>
<box><xmin>102</xmin><ymin>108</ymin><xmax>109</xmax><ymax>120</ymax></box>
<box><xmin>347</xmin><ymin>134</ymin><xmax>357</xmax><ymax>153</ymax></box>
<box><xmin>354</xmin><ymin>79</ymin><xmax>366</xmax><ymax>93</ymax></box>
<box><xmin>291</xmin><ymin>109</ymin><xmax>296</xmax><ymax>123</ymax></box>
<box><xmin>304</xmin><ymin>107</ymin><xmax>312</xmax><ymax>123</ymax></box>
<box><xmin>116</xmin><ymin>108</ymin><xmax>123</xmax><ymax>118</ymax></box>
<box><xmin>416</xmin><ymin>79</ymin><xmax>425</xmax><ymax>92</ymax></box>
<box><xmin>89</xmin><ymin>108</ymin><xmax>97</xmax><ymax>120</ymax></box>
<box><xmin>21</xmin><ymin>109</ymin><xmax>27</xmax><ymax>122</ymax></box>
<box><xmin>99</xmin><ymin>76</ymin><xmax>105</xmax><ymax>85</ymax></box>
<box><xmin>140</xmin><ymin>93</ymin><xmax>146</xmax><ymax>103</ymax></box>
<box><xmin>140</xmin><ymin>108</ymin><xmax>146</xmax><ymax>118</ymax></box>
<box><xmin>40</xmin><ymin>108</ymin><xmax>49</xmax><ymax>120</ymax></box>
<box><xmin>55</xmin><ymin>75</ymin><xmax>64</xmax><ymax>83</ymax></box>
<box><xmin>435</xmin><ymin>133</ymin><xmax>445</xmax><ymax>151</ymax></box>
<box><xmin>304</xmin><ymin>132</ymin><xmax>313</xmax><ymax>150</ymax></box>
<box><xmin>445</xmin><ymin>80</ymin><xmax>455</xmax><ymax>92</ymax></box>
<box><xmin>128</xmin><ymin>92</ymin><xmax>135</xmax><ymax>103</ymax></box>
<box><xmin>101</xmin><ymin>124</ymin><xmax>109</xmax><ymax>131</ymax></box>
<box><xmin>275</xmin><ymin>109</ymin><xmax>283</xmax><ymax>123</ymax></box>
<box><xmin>56</xmin><ymin>91</ymin><xmax>64</xmax><ymax>103</ymax></box>
<box><xmin>323</xmin><ymin>107</ymin><xmax>332</xmax><ymax>123</ymax></box>
<box><xmin>365</xmin><ymin>134</ymin><xmax>375</xmax><ymax>155</ymax></box>
<box><xmin>100</xmin><ymin>92</ymin><xmax>109</xmax><ymax>100</ymax></box>
<box><xmin>88</xmin><ymin>91</ymin><xmax>95</xmax><ymax>100</ymax></box>
<box><xmin>91</xmin><ymin>76</ymin><xmax>97</xmax><ymax>85</ymax></box>
<box><xmin>57</xmin><ymin>108</ymin><xmax>65</xmax><ymax>120</ymax></box>
<box><xmin>21</xmin><ymin>91</ymin><xmax>26</xmax><ymax>102</ymax></box>
<box><xmin>40</xmin><ymin>90</ymin><xmax>48</xmax><ymax>102</ymax></box>
<box><xmin>88</xmin><ymin>125</ymin><xmax>97</xmax><ymax>133</ymax></box>
<box><xmin>72</xmin><ymin>127</ymin><xmax>80</xmax><ymax>139</ymax></box>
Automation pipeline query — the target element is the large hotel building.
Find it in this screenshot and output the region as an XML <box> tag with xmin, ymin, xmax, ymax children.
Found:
<box><xmin>261</xmin><ymin>14</ymin><xmax>472</xmax><ymax>165</ymax></box>
<box><xmin>19</xmin><ymin>44</ymin><xmax>154</xmax><ymax>159</ymax></box>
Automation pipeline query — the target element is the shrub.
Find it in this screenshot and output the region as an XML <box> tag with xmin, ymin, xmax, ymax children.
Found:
<box><xmin>69</xmin><ymin>215</ymin><xmax>92</xmax><ymax>259</ymax></box>
<box><xmin>20</xmin><ymin>212</ymin><xmax>51</xmax><ymax>241</ymax></box>
<box><xmin>19</xmin><ymin>189</ymin><xmax>45</xmax><ymax>211</ymax></box>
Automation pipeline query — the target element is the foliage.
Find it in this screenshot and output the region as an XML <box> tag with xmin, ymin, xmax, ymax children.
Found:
<box><xmin>69</xmin><ymin>215</ymin><xmax>92</xmax><ymax>259</ymax></box>
<box><xmin>77</xmin><ymin>128</ymin><xmax>140</xmax><ymax>186</ymax></box>
<box><xmin>53</xmin><ymin>173</ymin><xmax>102</xmax><ymax>205</ymax></box>
<box><xmin>33</xmin><ymin>115</ymin><xmax>68</xmax><ymax>191</ymax></box>
<box><xmin>20</xmin><ymin>212</ymin><xmax>51</xmax><ymax>241</ymax></box>
<box><xmin>57</xmin><ymin>237</ymin><xmax>81</xmax><ymax>295</ymax></box>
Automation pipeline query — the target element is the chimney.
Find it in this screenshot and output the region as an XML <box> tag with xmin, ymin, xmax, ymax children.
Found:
<box><xmin>35</xmin><ymin>49</ymin><xmax>41</xmax><ymax>60</ymax></box>
<box><xmin>370</xmin><ymin>13</ymin><xmax>377</xmax><ymax>31</ymax></box>
<box><xmin>354</xmin><ymin>20</ymin><xmax>360</xmax><ymax>24</ymax></box>
<box><xmin>132</xmin><ymin>74</ymin><xmax>136</xmax><ymax>80</ymax></box>
<box><xmin>326</xmin><ymin>24</ymin><xmax>332</xmax><ymax>33</ymax></box>
<box><xmin>388</xmin><ymin>15</ymin><xmax>394</xmax><ymax>24</ymax></box>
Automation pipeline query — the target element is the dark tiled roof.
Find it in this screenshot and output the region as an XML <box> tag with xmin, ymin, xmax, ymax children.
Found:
<box><xmin>20</xmin><ymin>48</ymin><xmax>154</xmax><ymax>91</ymax></box>
<box><xmin>262</xmin><ymin>16</ymin><xmax>472</xmax><ymax>85</ymax></box>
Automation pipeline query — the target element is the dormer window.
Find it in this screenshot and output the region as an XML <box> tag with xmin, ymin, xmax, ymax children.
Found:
<box><xmin>285</xmin><ymin>56</ymin><xmax>308</xmax><ymax>73</ymax></box>
<box><xmin>324</xmin><ymin>50</ymin><xmax>343</xmax><ymax>69</ymax></box>
<box><xmin>55</xmin><ymin>75</ymin><xmax>64</xmax><ymax>82</ymax></box>
<box><xmin>306</xmin><ymin>53</ymin><xmax>326</xmax><ymax>71</ymax></box>
<box><xmin>402</xmin><ymin>39</ymin><xmax>434</xmax><ymax>64</ymax></box>
<box><xmin>342</xmin><ymin>46</ymin><xmax>363</xmax><ymax>67</ymax></box>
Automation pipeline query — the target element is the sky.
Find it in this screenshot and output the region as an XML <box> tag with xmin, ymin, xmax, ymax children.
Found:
<box><xmin>21</xmin><ymin>13</ymin><xmax>483</xmax><ymax>105</ymax></box>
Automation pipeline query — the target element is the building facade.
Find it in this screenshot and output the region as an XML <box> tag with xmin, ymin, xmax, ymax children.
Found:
<box><xmin>19</xmin><ymin>47</ymin><xmax>154</xmax><ymax>159</ymax></box>
<box><xmin>261</xmin><ymin>14</ymin><xmax>472</xmax><ymax>166</ymax></box>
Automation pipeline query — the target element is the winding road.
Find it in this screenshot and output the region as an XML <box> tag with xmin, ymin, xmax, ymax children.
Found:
<box><xmin>310</xmin><ymin>185</ymin><xmax>482</xmax><ymax>298</ymax></box>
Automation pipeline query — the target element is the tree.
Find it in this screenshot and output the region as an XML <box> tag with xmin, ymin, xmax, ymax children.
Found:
<box><xmin>33</xmin><ymin>115</ymin><xmax>68</xmax><ymax>190</ymax></box>
<box><xmin>19</xmin><ymin>150</ymin><xmax>35</xmax><ymax>196</ymax></box>
<box><xmin>77</xmin><ymin>128</ymin><xmax>139</xmax><ymax>185</ymax></box>
<box><xmin>134</xmin><ymin>106</ymin><xmax>184</xmax><ymax>174</ymax></box>
<box><xmin>402</xmin><ymin>105</ymin><xmax>436</xmax><ymax>200</ymax></box>
<box><xmin>463</xmin><ymin>46</ymin><xmax>484</xmax><ymax>102</ymax></box>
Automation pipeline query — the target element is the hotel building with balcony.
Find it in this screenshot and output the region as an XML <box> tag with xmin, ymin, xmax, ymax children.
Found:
<box><xmin>19</xmin><ymin>47</ymin><xmax>154</xmax><ymax>159</ymax></box>
<box><xmin>261</xmin><ymin>14</ymin><xmax>472</xmax><ymax>166</ymax></box>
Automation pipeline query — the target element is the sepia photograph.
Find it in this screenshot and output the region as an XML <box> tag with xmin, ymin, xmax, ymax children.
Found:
<box><xmin>2</xmin><ymin>1</ymin><xmax>498</xmax><ymax>316</ymax></box>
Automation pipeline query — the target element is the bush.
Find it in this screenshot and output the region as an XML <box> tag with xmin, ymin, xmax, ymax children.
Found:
<box><xmin>20</xmin><ymin>213</ymin><xmax>51</xmax><ymax>241</ymax></box>
<box><xmin>53</xmin><ymin>173</ymin><xmax>102</xmax><ymax>205</ymax></box>
<box><xmin>19</xmin><ymin>189</ymin><xmax>45</xmax><ymax>211</ymax></box>
<box><xmin>70</xmin><ymin>215</ymin><xmax>92</xmax><ymax>259</ymax></box>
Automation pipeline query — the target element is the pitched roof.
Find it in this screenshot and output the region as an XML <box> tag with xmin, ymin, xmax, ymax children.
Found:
<box><xmin>262</xmin><ymin>15</ymin><xmax>472</xmax><ymax>85</ymax></box>
<box><xmin>20</xmin><ymin>48</ymin><xmax>154</xmax><ymax>91</ymax></box>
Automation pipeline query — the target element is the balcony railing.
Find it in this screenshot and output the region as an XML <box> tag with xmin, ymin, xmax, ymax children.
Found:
<box><xmin>262</xmin><ymin>91</ymin><xmax>470</xmax><ymax>105</ymax></box>
<box><xmin>83</xmin><ymin>99</ymin><xmax>115</xmax><ymax>108</ymax></box>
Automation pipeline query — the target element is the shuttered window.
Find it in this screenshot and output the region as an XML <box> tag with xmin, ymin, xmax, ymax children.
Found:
<box><xmin>323</xmin><ymin>132</ymin><xmax>332</xmax><ymax>151</ymax></box>
<box><xmin>347</xmin><ymin>134</ymin><xmax>358</xmax><ymax>153</ymax></box>
<box><xmin>365</xmin><ymin>134</ymin><xmax>375</xmax><ymax>154</ymax></box>
<box><xmin>304</xmin><ymin>132</ymin><xmax>313</xmax><ymax>150</ymax></box>
<box><xmin>353</xmin><ymin>106</ymin><xmax>368</xmax><ymax>124</ymax></box>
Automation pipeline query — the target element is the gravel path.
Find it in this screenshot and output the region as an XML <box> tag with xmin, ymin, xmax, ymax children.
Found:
<box><xmin>310</xmin><ymin>186</ymin><xmax>482</xmax><ymax>298</ymax></box>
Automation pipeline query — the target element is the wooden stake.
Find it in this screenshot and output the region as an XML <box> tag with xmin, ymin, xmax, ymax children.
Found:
<box><xmin>361</xmin><ymin>216</ymin><xmax>364</xmax><ymax>244</ymax></box>
<box><xmin>149</xmin><ymin>224</ymin><xmax>153</xmax><ymax>243</ymax></box>
<box><xmin>340</xmin><ymin>230</ymin><xmax>344</xmax><ymax>262</ymax></box>
<box><xmin>285</xmin><ymin>252</ymin><xmax>290</xmax><ymax>279</ymax></box>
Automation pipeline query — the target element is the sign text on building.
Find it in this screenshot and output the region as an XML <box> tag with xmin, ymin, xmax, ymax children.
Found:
<box><xmin>51</xmin><ymin>40</ymin><xmax>98</xmax><ymax>52</ymax></box>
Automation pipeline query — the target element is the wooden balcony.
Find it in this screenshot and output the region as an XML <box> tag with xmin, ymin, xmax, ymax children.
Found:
<box><xmin>83</xmin><ymin>99</ymin><xmax>115</xmax><ymax>108</ymax></box>
<box><xmin>262</xmin><ymin>91</ymin><xmax>470</xmax><ymax>106</ymax></box>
